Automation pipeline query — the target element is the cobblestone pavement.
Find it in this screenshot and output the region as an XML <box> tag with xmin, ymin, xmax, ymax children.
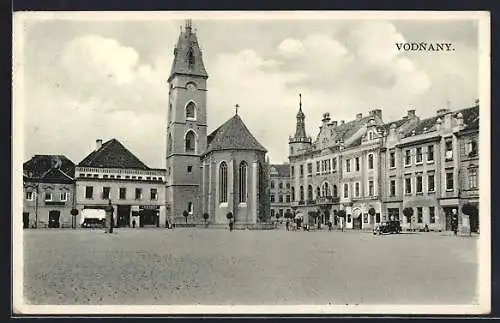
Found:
<box><xmin>22</xmin><ymin>228</ymin><xmax>478</xmax><ymax>305</ymax></box>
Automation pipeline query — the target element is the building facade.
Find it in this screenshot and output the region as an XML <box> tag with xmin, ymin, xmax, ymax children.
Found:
<box><xmin>269</xmin><ymin>164</ymin><xmax>292</xmax><ymax>220</ymax></box>
<box><xmin>75</xmin><ymin>139</ymin><xmax>166</xmax><ymax>228</ymax></box>
<box><xmin>288</xmin><ymin>95</ymin><xmax>480</xmax><ymax>232</ymax></box>
<box><xmin>166</xmin><ymin>20</ymin><xmax>270</xmax><ymax>227</ymax></box>
<box><xmin>23</xmin><ymin>155</ymin><xmax>76</xmax><ymax>228</ymax></box>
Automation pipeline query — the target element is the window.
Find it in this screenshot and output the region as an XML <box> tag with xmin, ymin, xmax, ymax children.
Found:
<box><xmin>416</xmin><ymin>147</ymin><xmax>423</xmax><ymax>163</ymax></box>
<box><xmin>300</xmin><ymin>165</ymin><xmax>304</xmax><ymax>176</ymax></box>
<box><xmin>239</xmin><ymin>161</ymin><xmax>248</xmax><ymax>203</ymax></box>
<box><xmin>332</xmin><ymin>185</ymin><xmax>338</xmax><ymax>197</ymax></box>
<box><xmin>291</xmin><ymin>187</ymin><xmax>295</xmax><ymax>201</ymax></box>
<box><xmin>344</xmin><ymin>183</ymin><xmax>349</xmax><ymax>198</ymax></box>
<box><xmin>187</xmin><ymin>165</ymin><xmax>193</xmax><ymax>173</ymax></box>
<box><xmin>279</xmin><ymin>194</ymin><xmax>283</xmax><ymax>203</ymax></box>
<box><xmin>466</xmin><ymin>140</ymin><xmax>478</xmax><ymax>157</ymax></box>
<box><xmin>307</xmin><ymin>163</ymin><xmax>313</xmax><ymax>174</ymax></box>
<box><xmin>428</xmin><ymin>174</ymin><xmax>435</xmax><ymax>192</ymax></box>
<box><xmin>445</xmin><ymin>138</ymin><xmax>453</xmax><ymax>161</ymax></box>
<box><xmin>135</xmin><ymin>188</ymin><xmax>142</xmax><ymax>200</ymax></box>
<box><xmin>390</xmin><ymin>180</ymin><xmax>396</xmax><ymax>196</ymax></box>
<box><xmin>299</xmin><ymin>186</ymin><xmax>304</xmax><ymax>201</ymax></box>
<box><xmin>150</xmin><ymin>188</ymin><xmax>158</xmax><ymax>200</ymax></box>
<box><xmin>390</xmin><ymin>151</ymin><xmax>396</xmax><ymax>168</ymax></box>
<box><xmin>286</xmin><ymin>183</ymin><xmax>290</xmax><ymax>189</ymax></box>
<box><xmin>271</xmin><ymin>209</ymin><xmax>275</xmax><ymax>217</ymax></box>
<box><xmin>429</xmin><ymin>207</ymin><xmax>435</xmax><ymax>223</ymax></box>
<box><xmin>326</xmin><ymin>159</ymin><xmax>331</xmax><ymax>172</ymax></box>
<box><xmin>291</xmin><ymin>166</ymin><xmax>294</xmax><ymax>177</ymax></box>
<box><xmin>119</xmin><ymin>188</ymin><xmax>126</xmax><ymax>200</ymax></box>
<box><xmin>405</xmin><ymin>177</ymin><xmax>412</xmax><ymax>194</ymax></box>
<box><xmin>427</xmin><ymin>145</ymin><xmax>434</xmax><ymax>162</ymax></box>
<box><xmin>102</xmin><ymin>187</ymin><xmax>110</xmax><ymax>199</ymax></box>
<box><xmin>60</xmin><ymin>192</ymin><xmax>68</xmax><ymax>201</ymax></box>
<box><xmin>270</xmin><ymin>195</ymin><xmax>275</xmax><ymax>203</ymax></box>
<box><xmin>346</xmin><ymin>159</ymin><xmax>351</xmax><ymax>172</ymax></box>
<box><xmin>219</xmin><ymin>162</ymin><xmax>228</xmax><ymax>203</ymax></box>
<box><xmin>405</xmin><ymin>150</ymin><xmax>411</xmax><ymax>166</ymax></box>
<box><xmin>26</xmin><ymin>191</ymin><xmax>34</xmax><ymax>201</ymax></box>
<box><xmin>307</xmin><ymin>185</ymin><xmax>313</xmax><ymax>201</ymax></box>
<box><xmin>93</xmin><ymin>174</ymin><xmax>98</xmax><ymax>178</ymax></box>
<box><xmin>355</xmin><ymin>157</ymin><xmax>360</xmax><ymax>171</ymax></box>
<box><xmin>271</xmin><ymin>181</ymin><xmax>275</xmax><ymax>189</ymax></box>
<box><xmin>44</xmin><ymin>192</ymin><xmax>52</xmax><ymax>201</ymax></box>
<box><xmin>355</xmin><ymin>182</ymin><xmax>360</xmax><ymax>197</ymax></box>
<box><xmin>103</xmin><ymin>175</ymin><xmax>109</xmax><ymax>179</ymax></box>
<box><xmin>316</xmin><ymin>161</ymin><xmax>320</xmax><ymax>173</ymax></box>
<box><xmin>188</xmin><ymin>202</ymin><xmax>193</xmax><ymax>214</ymax></box>
<box><xmin>368</xmin><ymin>154</ymin><xmax>374</xmax><ymax>169</ymax></box>
<box><xmin>85</xmin><ymin>186</ymin><xmax>93</xmax><ymax>199</ymax></box>
<box><xmin>186</xmin><ymin>102</ymin><xmax>196</xmax><ymax>119</ymax></box>
<box><xmin>279</xmin><ymin>209</ymin><xmax>284</xmax><ymax>217</ymax></box>
<box><xmin>185</xmin><ymin>131</ymin><xmax>196</xmax><ymax>153</ymax></box>
<box><xmin>110</xmin><ymin>175</ymin><xmax>115</xmax><ymax>179</ymax></box>
<box><xmin>286</xmin><ymin>195</ymin><xmax>290</xmax><ymax>203</ymax></box>
<box><xmin>279</xmin><ymin>182</ymin><xmax>283</xmax><ymax>189</ymax></box>
<box><xmin>446</xmin><ymin>172</ymin><xmax>454</xmax><ymax>190</ymax></box>
<box><xmin>469</xmin><ymin>167</ymin><xmax>478</xmax><ymax>189</ymax></box>
<box><xmin>322</xmin><ymin>182</ymin><xmax>330</xmax><ymax>197</ymax></box>
<box><xmin>316</xmin><ymin>186</ymin><xmax>321</xmax><ymax>198</ymax></box>
<box><xmin>416</xmin><ymin>176</ymin><xmax>423</xmax><ymax>193</ymax></box>
<box><xmin>368</xmin><ymin>180</ymin><xmax>374</xmax><ymax>196</ymax></box>
<box><xmin>417</xmin><ymin>207</ymin><xmax>423</xmax><ymax>223</ymax></box>
<box><xmin>332</xmin><ymin>158</ymin><xmax>337</xmax><ymax>171</ymax></box>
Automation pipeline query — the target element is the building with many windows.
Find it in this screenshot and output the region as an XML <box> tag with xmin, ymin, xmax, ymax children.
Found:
<box><xmin>288</xmin><ymin>94</ymin><xmax>480</xmax><ymax>232</ymax></box>
<box><xmin>23</xmin><ymin>155</ymin><xmax>76</xmax><ymax>228</ymax></box>
<box><xmin>269</xmin><ymin>163</ymin><xmax>292</xmax><ymax>220</ymax></box>
<box><xmin>75</xmin><ymin>138</ymin><xmax>166</xmax><ymax>228</ymax></box>
<box><xmin>165</xmin><ymin>20</ymin><xmax>270</xmax><ymax>227</ymax></box>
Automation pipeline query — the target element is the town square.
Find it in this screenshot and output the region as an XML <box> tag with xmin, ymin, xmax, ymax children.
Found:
<box><xmin>14</xmin><ymin>12</ymin><xmax>489</xmax><ymax>313</ymax></box>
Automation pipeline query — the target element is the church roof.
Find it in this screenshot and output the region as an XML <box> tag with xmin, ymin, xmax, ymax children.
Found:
<box><xmin>78</xmin><ymin>139</ymin><xmax>150</xmax><ymax>170</ymax></box>
<box><xmin>23</xmin><ymin>155</ymin><xmax>75</xmax><ymax>183</ymax></box>
<box><xmin>205</xmin><ymin>114</ymin><xmax>267</xmax><ymax>155</ymax></box>
<box><xmin>168</xmin><ymin>21</ymin><xmax>208</xmax><ymax>81</ymax></box>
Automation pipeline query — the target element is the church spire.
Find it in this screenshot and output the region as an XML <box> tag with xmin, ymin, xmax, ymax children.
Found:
<box><xmin>168</xmin><ymin>19</ymin><xmax>208</xmax><ymax>82</ymax></box>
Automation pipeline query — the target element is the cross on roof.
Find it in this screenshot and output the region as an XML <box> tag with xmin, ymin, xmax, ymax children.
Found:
<box><xmin>235</xmin><ymin>104</ymin><xmax>240</xmax><ymax>115</ymax></box>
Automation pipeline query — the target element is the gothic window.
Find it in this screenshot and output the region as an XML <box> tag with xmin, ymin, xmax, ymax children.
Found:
<box><xmin>239</xmin><ymin>161</ymin><xmax>248</xmax><ymax>203</ymax></box>
<box><xmin>219</xmin><ymin>162</ymin><xmax>228</xmax><ymax>203</ymax></box>
<box><xmin>307</xmin><ymin>185</ymin><xmax>313</xmax><ymax>201</ymax></box>
<box><xmin>323</xmin><ymin>182</ymin><xmax>330</xmax><ymax>197</ymax></box>
<box><xmin>187</xmin><ymin>48</ymin><xmax>195</xmax><ymax>66</ymax></box>
<box><xmin>186</xmin><ymin>102</ymin><xmax>196</xmax><ymax>119</ymax></box>
<box><xmin>185</xmin><ymin>130</ymin><xmax>196</xmax><ymax>153</ymax></box>
<box><xmin>316</xmin><ymin>186</ymin><xmax>321</xmax><ymax>198</ymax></box>
<box><xmin>291</xmin><ymin>187</ymin><xmax>295</xmax><ymax>201</ymax></box>
<box><xmin>332</xmin><ymin>185</ymin><xmax>338</xmax><ymax>197</ymax></box>
<box><xmin>299</xmin><ymin>186</ymin><xmax>304</xmax><ymax>201</ymax></box>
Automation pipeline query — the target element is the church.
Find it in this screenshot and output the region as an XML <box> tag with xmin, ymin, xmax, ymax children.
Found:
<box><xmin>166</xmin><ymin>20</ymin><xmax>270</xmax><ymax>227</ymax></box>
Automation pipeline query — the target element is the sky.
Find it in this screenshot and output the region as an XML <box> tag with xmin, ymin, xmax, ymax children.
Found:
<box><xmin>16</xmin><ymin>13</ymin><xmax>481</xmax><ymax>167</ymax></box>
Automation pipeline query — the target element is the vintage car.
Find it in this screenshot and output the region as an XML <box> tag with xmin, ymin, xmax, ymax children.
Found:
<box><xmin>373</xmin><ymin>220</ymin><xmax>402</xmax><ymax>235</ymax></box>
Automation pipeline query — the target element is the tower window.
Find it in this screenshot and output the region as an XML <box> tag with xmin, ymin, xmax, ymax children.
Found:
<box><xmin>185</xmin><ymin>131</ymin><xmax>196</xmax><ymax>153</ymax></box>
<box><xmin>186</xmin><ymin>102</ymin><xmax>196</xmax><ymax>119</ymax></box>
<box><xmin>239</xmin><ymin>161</ymin><xmax>248</xmax><ymax>203</ymax></box>
<box><xmin>219</xmin><ymin>162</ymin><xmax>228</xmax><ymax>203</ymax></box>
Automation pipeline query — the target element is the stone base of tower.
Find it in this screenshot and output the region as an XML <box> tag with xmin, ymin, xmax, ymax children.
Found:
<box><xmin>166</xmin><ymin>185</ymin><xmax>202</xmax><ymax>226</ymax></box>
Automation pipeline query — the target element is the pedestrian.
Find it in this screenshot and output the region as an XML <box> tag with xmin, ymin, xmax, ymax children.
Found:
<box><xmin>340</xmin><ymin>216</ymin><xmax>344</xmax><ymax>232</ymax></box>
<box><xmin>229</xmin><ymin>218</ymin><xmax>234</xmax><ymax>232</ymax></box>
<box><xmin>328</xmin><ymin>220</ymin><xmax>333</xmax><ymax>231</ymax></box>
<box><xmin>452</xmin><ymin>209</ymin><xmax>458</xmax><ymax>236</ymax></box>
<box><xmin>132</xmin><ymin>219</ymin><xmax>136</xmax><ymax>228</ymax></box>
<box><xmin>286</xmin><ymin>219</ymin><xmax>289</xmax><ymax>231</ymax></box>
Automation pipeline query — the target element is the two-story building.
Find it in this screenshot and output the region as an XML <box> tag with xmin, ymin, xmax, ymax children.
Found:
<box><xmin>75</xmin><ymin>139</ymin><xmax>166</xmax><ymax>228</ymax></box>
<box><xmin>23</xmin><ymin>155</ymin><xmax>76</xmax><ymax>228</ymax></box>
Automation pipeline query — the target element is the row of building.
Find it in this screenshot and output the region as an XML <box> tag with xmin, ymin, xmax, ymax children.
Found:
<box><xmin>268</xmin><ymin>97</ymin><xmax>480</xmax><ymax>233</ymax></box>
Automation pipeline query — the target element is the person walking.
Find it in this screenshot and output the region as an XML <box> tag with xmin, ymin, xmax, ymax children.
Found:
<box><xmin>451</xmin><ymin>209</ymin><xmax>458</xmax><ymax>236</ymax></box>
<box><xmin>229</xmin><ymin>217</ymin><xmax>234</xmax><ymax>232</ymax></box>
<box><xmin>286</xmin><ymin>219</ymin><xmax>290</xmax><ymax>231</ymax></box>
<box><xmin>328</xmin><ymin>220</ymin><xmax>333</xmax><ymax>231</ymax></box>
<box><xmin>339</xmin><ymin>216</ymin><xmax>344</xmax><ymax>232</ymax></box>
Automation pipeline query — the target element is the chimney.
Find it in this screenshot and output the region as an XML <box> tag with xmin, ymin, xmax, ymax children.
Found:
<box><xmin>407</xmin><ymin>109</ymin><xmax>416</xmax><ymax>118</ymax></box>
<box><xmin>356</xmin><ymin>113</ymin><xmax>362</xmax><ymax>120</ymax></box>
<box><xmin>322</xmin><ymin>112</ymin><xmax>331</xmax><ymax>125</ymax></box>
<box><xmin>96</xmin><ymin>139</ymin><xmax>103</xmax><ymax>151</ymax></box>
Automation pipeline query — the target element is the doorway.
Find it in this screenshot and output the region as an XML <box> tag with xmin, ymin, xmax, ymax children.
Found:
<box><xmin>23</xmin><ymin>212</ymin><xmax>29</xmax><ymax>229</ymax></box>
<box><xmin>140</xmin><ymin>209</ymin><xmax>159</xmax><ymax>227</ymax></box>
<box><xmin>48</xmin><ymin>210</ymin><xmax>60</xmax><ymax>228</ymax></box>
<box><xmin>117</xmin><ymin>205</ymin><xmax>131</xmax><ymax>227</ymax></box>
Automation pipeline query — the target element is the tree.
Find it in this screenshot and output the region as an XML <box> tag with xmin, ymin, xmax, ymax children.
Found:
<box><xmin>183</xmin><ymin>210</ymin><xmax>189</xmax><ymax>225</ymax></box>
<box><xmin>203</xmin><ymin>212</ymin><xmax>209</xmax><ymax>227</ymax></box>
<box><xmin>403</xmin><ymin>207</ymin><xmax>414</xmax><ymax>230</ymax></box>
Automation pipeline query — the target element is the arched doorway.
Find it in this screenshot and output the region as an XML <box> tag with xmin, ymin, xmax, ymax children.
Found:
<box><xmin>352</xmin><ymin>208</ymin><xmax>362</xmax><ymax>229</ymax></box>
<box><xmin>48</xmin><ymin>210</ymin><xmax>60</xmax><ymax>228</ymax></box>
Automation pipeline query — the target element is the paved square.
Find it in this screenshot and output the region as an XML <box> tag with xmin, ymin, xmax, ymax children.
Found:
<box><xmin>22</xmin><ymin>229</ymin><xmax>478</xmax><ymax>305</ymax></box>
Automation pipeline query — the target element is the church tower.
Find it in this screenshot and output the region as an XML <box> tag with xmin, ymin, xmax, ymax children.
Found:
<box><xmin>166</xmin><ymin>20</ymin><xmax>208</xmax><ymax>224</ymax></box>
<box><xmin>288</xmin><ymin>93</ymin><xmax>312</xmax><ymax>157</ymax></box>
